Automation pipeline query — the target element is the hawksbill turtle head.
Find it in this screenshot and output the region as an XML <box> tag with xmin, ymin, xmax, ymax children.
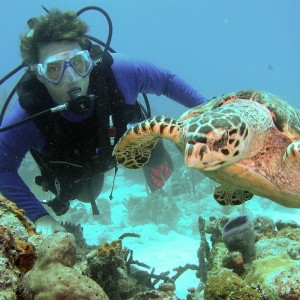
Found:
<box><xmin>182</xmin><ymin>100</ymin><xmax>273</xmax><ymax>171</ymax></box>
<box><xmin>114</xmin><ymin>99</ymin><xmax>274</xmax><ymax>172</ymax></box>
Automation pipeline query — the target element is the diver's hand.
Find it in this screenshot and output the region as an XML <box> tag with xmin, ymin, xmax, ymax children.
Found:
<box><xmin>34</xmin><ymin>215</ymin><xmax>67</xmax><ymax>235</ymax></box>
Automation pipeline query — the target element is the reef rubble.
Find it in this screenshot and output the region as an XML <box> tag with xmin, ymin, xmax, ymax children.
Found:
<box><xmin>0</xmin><ymin>197</ymin><xmax>180</xmax><ymax>300</ymax></box>
<box><xmin>1</xmin><ymin>195</ymin><xmax>299</xmax><ymax>300</ymax></box>
<box><xmin>194</xmin><ymin>215</ymin><xmax>300</xmax><ymax>300</ymax></box>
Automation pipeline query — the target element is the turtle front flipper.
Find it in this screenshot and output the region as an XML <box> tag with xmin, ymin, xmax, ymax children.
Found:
<box><xmin>113</xmin><ymin>116</ymin><xmax>183</xmax><ymax>169</ymax></box>
<box><xmin>214</xmin><ymin>185</ymin><xmax>253</xmax><ymax>206</ymax></box>
<box><xmin>282</xmin><ymin>140</ymin><xmax>300</xmax><ymax>170</ymax></box>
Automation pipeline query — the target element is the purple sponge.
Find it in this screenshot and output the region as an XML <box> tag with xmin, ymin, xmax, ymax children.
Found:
<box><xmin>222</xmin><ymin>215</ymin><xmax>255</xmax><ymax>262</ymax></box>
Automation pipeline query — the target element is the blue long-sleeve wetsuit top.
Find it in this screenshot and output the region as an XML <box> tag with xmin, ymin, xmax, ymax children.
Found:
<box><xmin>0</xmin><ymin>53</ymin><xmax>207</xmax><ymax>222</ymax></box>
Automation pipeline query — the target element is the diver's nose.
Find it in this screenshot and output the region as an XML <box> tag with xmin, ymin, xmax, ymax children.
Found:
<box><xmin>63</xmin><ymin>66</ymin><xmax>79</xmax><ymax>83</ymax></box>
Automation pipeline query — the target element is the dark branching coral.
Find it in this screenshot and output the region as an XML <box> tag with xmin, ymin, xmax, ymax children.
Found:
<box><xmin>87</xmin><ymin>235</ymin><xmax>148</xmax><ymax>299</ymax></box>
<box><xmin>196</xmin><ymin>216</ymin><xmax>211</xmax><ymax>283</ymax></box>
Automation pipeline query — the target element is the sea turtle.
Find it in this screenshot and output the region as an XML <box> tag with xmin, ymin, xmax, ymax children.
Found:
<box><xmin>113</xmin><ymin>90</ymin><xmax>300</xmax><ymax>208</ymax></box>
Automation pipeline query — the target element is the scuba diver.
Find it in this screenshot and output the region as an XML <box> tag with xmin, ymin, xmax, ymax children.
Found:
<box><xmin>0</xmin><ymin>8</ymin><xmax>207</xmax><ymax>235</ymax></box>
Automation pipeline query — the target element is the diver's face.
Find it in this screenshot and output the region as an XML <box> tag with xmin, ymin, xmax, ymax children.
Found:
<box><xmin>37</xmin><ymin>41</ymin><xmax>90</xmax><ymax>105</ymax></box>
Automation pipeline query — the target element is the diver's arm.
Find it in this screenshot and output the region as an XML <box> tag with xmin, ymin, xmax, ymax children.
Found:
<box><xmin>111</xmin><ymin>53</ymin><xmax>208</xmax><ymax>107</ymax></box>
<box><xmin>0</xmin><ymin>169</ymin><xmax>49</xmax><ymax>221</ymax></box>
<box><xmin>0</xmin><ymin>105</ymin><xmax>65</xmax><ymax>233</ymax></box>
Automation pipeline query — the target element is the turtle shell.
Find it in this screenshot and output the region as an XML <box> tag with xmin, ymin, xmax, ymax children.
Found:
<box><xmin>180</xmin><ymin>90</ymin><xmax>300</xmax><ymax>140</ymax></box>
<box><xmin>179</xmin><ymin>90</ymin><xmax>300</xmax><ymax>208</ymax></box>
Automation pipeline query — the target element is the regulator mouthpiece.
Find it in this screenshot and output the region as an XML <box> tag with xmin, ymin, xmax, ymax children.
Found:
<box><xmin>68</xmin><ymin>87</ymin><xmax>82</xmax><ymax>99</ymax></box>
<box><xmin>66</xmin><ymin>87</ymin><xmax>94</xmax><ymax>115</ymax></box>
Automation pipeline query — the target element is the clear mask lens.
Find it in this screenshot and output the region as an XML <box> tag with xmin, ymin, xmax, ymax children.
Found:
<box><xmin>37</xmin><ymin>50</ymin><xmax>94</xmax><ymax>85</ymax></box>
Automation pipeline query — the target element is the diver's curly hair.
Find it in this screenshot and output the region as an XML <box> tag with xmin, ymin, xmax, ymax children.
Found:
<box><xmin>20</xmin><ymin>9</ymin><xmax>88</xmax><ymax>66</ymax></box>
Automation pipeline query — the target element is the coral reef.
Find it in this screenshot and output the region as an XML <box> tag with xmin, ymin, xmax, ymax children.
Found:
<box><xmin>204</xmin><ymin>269</ymin><xmax>261</xmax><ymax>299</ymax></box>
<box><xmin>255</xmin><ymin>237</ymin><xmax>300</xmax><ymax>259</ymax></box>
<box><xmin>0</xmin><ymin>196</ymin><xmax>185</xmax><ymax>300</ymax></box>
<box><xmin>0</xmin><ymin>225</ymin><xmax>23</xmax><ymax>300</ymax></box>
<box><xmin>195</xmin><ymin>215</ymin><xmax>300</xmax><ymax>299</ymax></box>
<box><xmin>86</xmin><ymin>235</ymin><xmax>155</xmax><ymax>300</ymax></box>
<box><xmin>207</xmin><ymin>242</ymin><xmax>229</xmax><ymax>277</ymax></box>
<box><xmin>14</xmin><ymin>239</ymin><xmax>36</xmax><ymax>274</ymax></box>
<box><xmin>0</xmin><ymin>197</ymin><xmax>39</xmax><ymax>299</ymax></box>
<box><xmin>275</xmin><ymin>219</ymin><xmax>299</xmax><ymax>230</ymax></box>
<box><xmin>85</xmin><ymin>233</ymin><xmax>197</xmax><ymax>299</ymax></box>
<box><xmin>253</xmin><ymin>216</ymin><xmax>275</xmax><ymax>240</ymax></box>
<box><xmin>2</xmin><ymin>193</ymin><xmax>299</xmax><ymax>300</ymax></box>
<box><xmin>196</xmin><ymin>216</ymin><xmax>210</xmax><ymax>283</ymax></box>
<box><xmin>130</xmin><ymin>290</ymin><xmax>178</xmax><ymax>300</ymax></box>
<box><xmin>276</xmin><ymin>226</ymin><xmax>300</xmax><ymax>242</ymax></box>
<box><xmin>0</xmin><ymin>196</ymin><xmax>36</xmax><ymax>238</ymax></box>
<box><xmin>206</xmin><ymin>216</ymin><xmax>229</xmax><ymax>245</ymax></box>
<box><xmin>21</xmin><ymin>232</ymin><xmax>109</xmax><ymax>299</ymax></box>
<box><xmin>222</xmin><ymin>250</ymin><xmax>245</xmax><ymax>275</ymax></box>
<box><xmin>244</xmin><ymin>254</ymin><xmax>300</xmax><ymax>299</ymax></box>
<box><xmin>129</xmin><ymin>282</ymin><xmax>178</xmax><ymax>299</ymax></box>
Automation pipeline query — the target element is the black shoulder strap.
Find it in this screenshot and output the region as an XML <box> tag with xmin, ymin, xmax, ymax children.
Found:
<box><xmin>90</xmin><ymin>51</ymin><xmax>125</xmax><ymax>109</ymax></box>
<box><xmin>93</xmin><ymin>51</ymin><xmax>145</xmax><ymax>124</ymax></box>
<box><xmin>89</xmin><ymin>52</ymin><xmax>114</xmax><ymax>148</ymax></box>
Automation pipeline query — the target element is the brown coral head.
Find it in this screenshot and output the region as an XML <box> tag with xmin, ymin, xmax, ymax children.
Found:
<box><xmin>0</xmin><ymin>225</ymin><xmax>18</xmax><ymax>261</ymax></box>
<box><xmin>98</xmin><ymin>239</ymin><xmax>122</xmax><ymax>257</ymax></box>
<box><xmin>16</xmin><ymin>239</ymin><xmax>37</xmax><ymax>273</ymax></box>
<box><xmin>38</xmin><ymin>232</ymin><xmax>76</xmax><ymax>268</ymax></box>
<box><xmin>0</xmin><ymin>197</ymin><xmax>36</xmax><ymax>235</ymax></box>
<box><xmin>159</xmin><ymin>282</ymin><xmax>176</xmax><ymax>292</ymax></box>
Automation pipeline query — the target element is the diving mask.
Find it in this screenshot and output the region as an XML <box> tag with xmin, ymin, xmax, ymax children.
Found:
<box><xmin>36</xmin><ymin>50</ymin><xmax>94</xmax><ymax>85</ymax></box>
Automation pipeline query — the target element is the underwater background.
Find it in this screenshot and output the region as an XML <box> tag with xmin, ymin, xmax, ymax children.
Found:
<box><xmin>1</xmin><ymin>0</ymin><xmax>300</xmax><ymax>114</ymax></box>
<box><xmin>1</xmin><ymin>1</ymin><xmax>300</xmax><ymax>299</ymax></box>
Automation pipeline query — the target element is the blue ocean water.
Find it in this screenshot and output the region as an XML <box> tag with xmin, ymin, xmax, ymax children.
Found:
<box><xmin>1</xmin><ymin>0</ymin><xmax>299</xmax><ymax>117</ymax></box>
<box><xmin>1</xmin><ymin>2</ymin><xmax>299</xmax><ymax>298</ymax></box>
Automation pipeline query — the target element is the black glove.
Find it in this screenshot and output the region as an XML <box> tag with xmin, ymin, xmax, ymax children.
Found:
<box><xmin>42</xmin><ymin>197</ymin><xmax>70</xmax><ymax>216</ymax></box>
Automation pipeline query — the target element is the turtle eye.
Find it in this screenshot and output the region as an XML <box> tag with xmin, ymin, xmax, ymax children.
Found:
<box><xmin>212</xmin><ymin>131</ymin><xmax>228</xmax><ymax>151</ymax></box>
<box><xmin>221</xmin><ymin>131</ymin><xmax>228</xmax><ymax>142</ymax></box>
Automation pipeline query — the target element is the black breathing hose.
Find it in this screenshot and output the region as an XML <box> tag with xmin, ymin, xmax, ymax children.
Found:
<box><xmin>76</xmin><ymin>6</ymin><xmax>113</xmax><ymax>53</ymax></box>
<box><xmin>0</xmin><ymin>109</ymin><xmax>51</xmax><ymax>132</ymax></box>
<box><xmin>83</xmin><ymin>34</ymin><xmax>116</xmax><ymax>53</ymax></box>
<box><xmin>0</xmin><ymin>63</ymin><xmax>25</xmax><ymax>86</ymax></box>
<box><xmin>0</xmin><ymin>63</ymin><xmax>25</xmax><ymax>85</ymax></box>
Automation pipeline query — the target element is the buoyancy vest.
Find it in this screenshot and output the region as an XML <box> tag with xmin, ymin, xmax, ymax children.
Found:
<box><xmin>17</xmin><ymin>51</ymin><xmax>144</xmax><ymax>185</ymax></box>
